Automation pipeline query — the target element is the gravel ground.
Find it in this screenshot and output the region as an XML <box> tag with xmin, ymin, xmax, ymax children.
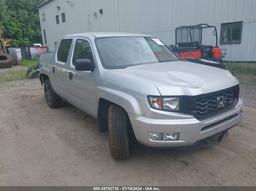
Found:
<box><xmin>0</xmin><ymin>79</ymin><xmax>255</xmax><ymax>186</ymax></box>
<box><xmin>240</xmin><ymin>83</ymin><xmax>256</xmax><ymax>110</ymax></box>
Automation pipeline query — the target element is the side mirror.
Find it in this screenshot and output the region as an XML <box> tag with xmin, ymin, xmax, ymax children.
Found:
<box><xmin>75</xmin><ymin>59</ymin><xmax>95</xmax><ymax>72</ymax></box>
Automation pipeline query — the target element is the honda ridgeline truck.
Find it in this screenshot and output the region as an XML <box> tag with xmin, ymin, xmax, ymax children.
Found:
<box><xmin>39</xmin><ymin>33</ymin><xmax>243</xmax><ymax>160</ymax></box>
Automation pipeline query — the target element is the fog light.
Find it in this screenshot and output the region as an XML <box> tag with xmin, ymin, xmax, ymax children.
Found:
<box><xmin>149</xmin><ymin>132</ymin><xmax>164</xmax><ymax>141</ymax></box>
<box><xmin>165</xmin><ymin>133</ymin><xmax>180</xmax><ymax>141</ymax></box>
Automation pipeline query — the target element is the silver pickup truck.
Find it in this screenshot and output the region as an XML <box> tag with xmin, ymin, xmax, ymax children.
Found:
<box><xmin>39</xmin><ymin>33</ymin><xmax>243</xmax><ymax>160</ymax></box>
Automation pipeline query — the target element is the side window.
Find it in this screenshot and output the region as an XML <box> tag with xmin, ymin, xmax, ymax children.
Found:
<box><xmin>57</xmin><ymin>39</ymin><xmax>73</xmax><ymax>63</ymax></box>
<box><xmin>72</xmin><ymin>39</ymin><xmax>94</xmax><ymax>65</ymax></box>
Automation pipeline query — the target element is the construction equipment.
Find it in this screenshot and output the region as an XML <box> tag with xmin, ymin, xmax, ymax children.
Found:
<box><xmin>171</xmin><ymin>24</ymin><xmax>223</xmax><ymax>62</ymax></box>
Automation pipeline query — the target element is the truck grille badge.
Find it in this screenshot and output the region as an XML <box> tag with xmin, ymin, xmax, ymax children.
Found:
<box><xmin>217</xmin><ymin>96</ymin><xmax>225</xmax><ymax>108</ymax></box>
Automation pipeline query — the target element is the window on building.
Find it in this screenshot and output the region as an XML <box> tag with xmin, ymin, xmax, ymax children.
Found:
<box><xmin>43</xmin><ymin>30</ymin><xmax>47</xmax><ymax>44</ymax></box>
<box><xmin>57</xmin><ymin>39</ymin><xmax>73</xmax><ymax>63</ymax></box>
<box><xmin>61</xmin><ymin>13</ymin><xmax>66</xmax><ymax>23</ymax></box>
<box><xmin>54</xmin><ymin>41</ymin><xmax>58</xmax><ymax>49</ymax></box>
<box><xmin>42</xmin><ymin>13</ymin><xmax>45</xmax><ymax>22</ymax></box>
<box><xmin>220</xmin><ymin>22</ymin><xmax>243</xmax><ymax>45</ymax></box>
<box><xmin>56</xmin><ymin>15</ymin><xmax>60</xmax><ymax>24</ymax></box>
<box><xmin>72</xmin><ymin>39</ymin><xmax>94</xmax><ymax>66</ymax></box>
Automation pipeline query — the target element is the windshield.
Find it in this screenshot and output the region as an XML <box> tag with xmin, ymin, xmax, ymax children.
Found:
<box><xmin>176</xmin><ymin>27</ymin><xmax>201</xmax><ymax>44</ymax></box>
<box><xmin>95</xmin><ymin>36</ymin><xmax>177</xmax><ymax>69</ymax></box>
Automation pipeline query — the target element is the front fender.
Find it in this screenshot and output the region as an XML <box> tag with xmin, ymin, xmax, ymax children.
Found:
<box><xmin>98</xmin><ymin>86</ymin><xmax>142</xmax><ymax>115</ymax></box>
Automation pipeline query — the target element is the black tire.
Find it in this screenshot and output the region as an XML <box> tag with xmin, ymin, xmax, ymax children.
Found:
<box><xmin>198</xmin><ymin>131</ymin><xmax>228</xmax><ymax>149</ymax></box>
<box><xmin>0</xmin><ymin>53</ymin><xmax>13</xmax><ymax>69</ymax></box>
<box><xmin>44</xmin><ymin>80</ymin><xmax>63</xmax><ymax>108</ymax></box>
<box><xmin>108</xmin><ymin>104</ymin><xmax>131</xmax><ymax>160</ymax></box>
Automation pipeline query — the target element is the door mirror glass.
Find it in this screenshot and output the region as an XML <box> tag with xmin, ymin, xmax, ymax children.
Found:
<box><xmin>75</xmin><ymin>59</ymin><xmax>95</xmax><ymax>71</ymax></box>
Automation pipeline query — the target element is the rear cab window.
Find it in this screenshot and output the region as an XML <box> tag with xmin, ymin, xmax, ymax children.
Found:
<box><xmin>56</xmin><ymin>39</ymin><xmax>73</xmax><ymax>64</ymax></box>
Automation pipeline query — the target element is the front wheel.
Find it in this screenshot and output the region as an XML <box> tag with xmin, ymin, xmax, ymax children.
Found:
<box><xmin>44</xmin><ymin>80</ymin><xmax>63</xmax><ymax>108</ymax></box>
<box><xmin>108</xmin><ymin>104</ymin><xmax>131</xmax><ymax>160</ymax></box>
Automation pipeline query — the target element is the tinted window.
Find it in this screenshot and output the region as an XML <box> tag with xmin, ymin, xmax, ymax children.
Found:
<box><xmin>72</xmin><ymin>39</ymin><xmax>94</xmax><ymax>64</ymax></box>
<box><xmin>96</xmin><ymin>37</ymin><xmax>177</xmax><ymax>69</ymax></box>
<box><xmin>220</xmin><ymin>22</ymin><xmax>242</xmax><ymax>44</ymax></box>
<box><xmin>57</xmin><ymin>39</ymin><xmax>72</xmax><ymax>63</ymax></box>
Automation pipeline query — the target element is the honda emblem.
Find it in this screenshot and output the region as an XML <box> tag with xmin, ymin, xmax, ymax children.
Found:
<box><xmin>217</xmin><ymin>96</ymin><xmax>225</xmax><ymax>108</ymax></box>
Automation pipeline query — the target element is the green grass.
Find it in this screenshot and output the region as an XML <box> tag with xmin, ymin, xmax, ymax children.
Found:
<box><xmin>0</xmin><ymin>59</ymin><xmax>38</xmax><ymax>83</ymax></box>
<box><xmin>0</xmin><ymin>70</ymin><xmax>26</xmax><ymax>83</ymax></box>
<box><xmin>226</xmin><ymin>62</ymin><xmax>256</xmax><ymax>76</ymax></box>
<box><xmin>226</xmin><ymin>62</ymin><xmax>256</xmax><ymax>85</ymax></box>
<box><xmin>19</xmin><ymin>59</ymin><xmax>39</xmax><ymax>67</ymax></box>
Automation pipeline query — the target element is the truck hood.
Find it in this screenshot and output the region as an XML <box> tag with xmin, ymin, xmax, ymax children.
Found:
<box><xmin>116</xmin><ymin>61</ymin><xmax>239</xmax><ymax>96</ymax></box>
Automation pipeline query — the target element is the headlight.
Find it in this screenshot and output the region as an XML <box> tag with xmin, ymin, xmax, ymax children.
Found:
<box><xmin>148</xmin><ymin>96</ymin><xmax>180</xmax><ymax>111</ymax></box>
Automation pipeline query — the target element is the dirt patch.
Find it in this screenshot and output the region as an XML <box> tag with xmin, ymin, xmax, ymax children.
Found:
<box><xmin>240</xmin><ymin>84</ymin><xmax>256</xmax><ymax>109</ymax></box>
<box><xmin>0</xmin><ymin>79</ymin><xmax>255</xmax><ymax>186</ymax></box>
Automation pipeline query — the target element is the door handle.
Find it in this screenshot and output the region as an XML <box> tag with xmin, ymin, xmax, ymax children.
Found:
<box><xmin>68</xmin><ymin>72</ymin><xmax>73</xmax><ymax>80</ymax></box>
<box><xmin>52</xmin><ymin>66</ymin><xmax>55</xmax><ymax>73</ymax></box>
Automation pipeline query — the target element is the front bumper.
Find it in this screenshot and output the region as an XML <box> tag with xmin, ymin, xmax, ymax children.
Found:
<box><xmin>130</xmin><ymin>99</ymin><xmax>243</xmax><ymax>147</ymax></box>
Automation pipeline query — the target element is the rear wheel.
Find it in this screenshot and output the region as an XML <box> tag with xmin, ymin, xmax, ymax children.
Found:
<box><xmin>44</xmin><ymin>80</ymin><xmax>63</xmax><ymax>108</ymax></box>
<box><xmin>108</xmin><ymin>104</ymin><xmax>131</xmax><ymax>160</ymax></box>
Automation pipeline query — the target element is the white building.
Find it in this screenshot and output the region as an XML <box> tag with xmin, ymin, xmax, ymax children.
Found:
<box><xmin>38</xmin><ymin>0</ymin><xmax>256</xmax><ymax>61</ymax></box>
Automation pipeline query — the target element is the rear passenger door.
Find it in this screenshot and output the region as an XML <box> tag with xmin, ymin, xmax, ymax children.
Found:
<box><xmin>54</xmin><ymin>38</ymin><xmax>73</xmax><ymax>98</ymax></box>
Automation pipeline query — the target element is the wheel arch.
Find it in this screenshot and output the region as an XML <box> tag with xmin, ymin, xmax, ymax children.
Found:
<box><xmin>97</xmin><ymin>97</ymin><xmax>135</xmax><ymax>134</ymax></box>
<box><xmin>98</xmin><ymin>87</ymin><xmax>142</xmax><ymax>114</ymax></box>
<box><xmin>39</xmin><ymin>73</ymin><xmax>49</xmax><ymax>85</ymax></box>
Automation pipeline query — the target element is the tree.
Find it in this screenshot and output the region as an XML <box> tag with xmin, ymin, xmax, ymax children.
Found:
<box><xmin>0</xmin><ymin>0</ymin><xmax>42</xmax><ymax>47</ymax></box>
<box><xmin>0</xmin><ymin>0</ymin><xmax>8</xmax><ymax>37</ymax></box>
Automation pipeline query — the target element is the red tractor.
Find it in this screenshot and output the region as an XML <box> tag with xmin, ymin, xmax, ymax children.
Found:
<box><xmin>171</xmin><ymin>24</ymin><xmax>224</xmax><ymax>64</ymax></box>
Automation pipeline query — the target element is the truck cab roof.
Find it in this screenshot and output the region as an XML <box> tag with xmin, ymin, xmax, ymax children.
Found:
<box><xmin>65</xmin><ymin>32</ymin><xmax>154</xmax><ymax>39</ymax></box>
